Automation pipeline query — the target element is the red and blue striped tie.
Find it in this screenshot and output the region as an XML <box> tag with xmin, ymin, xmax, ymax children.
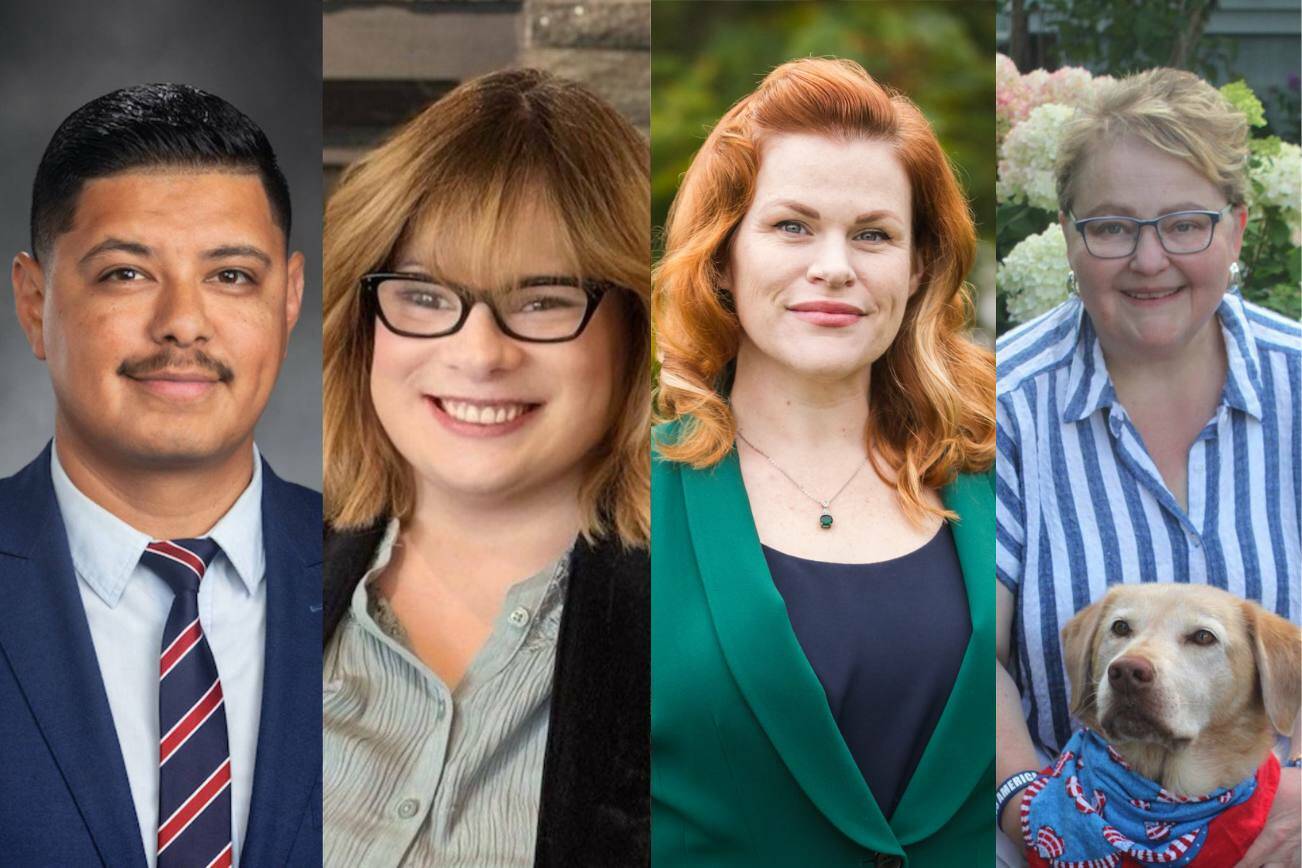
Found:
<box><xmin>142</xmin><ymin>539</ymin><xmax>234</xmax><ymax>868</ymax></box>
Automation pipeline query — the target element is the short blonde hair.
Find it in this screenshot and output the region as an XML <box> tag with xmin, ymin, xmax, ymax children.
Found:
<box><xmin>324</xmin><ymin>69</ymin><xmax>650</xmax><ymax>546</ymax></box>
<box><xmin>654</xmin><ymin>58</ymin><xmax>994</xmax><ymax>525</ymax></box>
<box><xmin>1056</xmin><ymin>68</ymin><xmax>1250</xmax><ymax>213</ymax></box>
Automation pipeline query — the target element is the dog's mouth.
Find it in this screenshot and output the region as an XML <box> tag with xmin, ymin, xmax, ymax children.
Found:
<box><xmin>1100</xmin><ymin>703</ymin><xmax>1190</xmax><ymax>750</ymax></box>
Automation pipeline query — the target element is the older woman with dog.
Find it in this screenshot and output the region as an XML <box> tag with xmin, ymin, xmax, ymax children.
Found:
<box><xmin>995</xmin><ymin>68</ymin><xmax>1301</xmax><ymax>867</ymax></box>
<box><xmin>652</xmin><ymin>58</ymin><xmax>996</xmax><ymax>866</ymax></box>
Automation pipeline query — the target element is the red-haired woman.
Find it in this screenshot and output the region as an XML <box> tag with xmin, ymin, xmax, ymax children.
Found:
<box><xmin>652</xmin><ymin>58</ymin><xmax>996</xmax><ymax>866</ymax></box>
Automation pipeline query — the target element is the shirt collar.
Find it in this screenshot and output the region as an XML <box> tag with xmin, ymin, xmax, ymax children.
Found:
<box><xmin>1059</xmin><ymin>293</ymin><xmax>1266</xmax><ymax>424</ymax></box>
<box><xmin>1215</xmin><ymin>292</ymin><xmax>1265</xmax><ymax>419</ymax></box>
<box><xmin>1059</xmin><ymin>300</ymin><xmax>1115</xmax><ymax>423</ymax></box>
<box><xmin>51</xmin><ymin>442</ymin><xmax>266</xmax><ymax>607</ymax></box>
<box><xmin>207</xmin><ymin>450</ymin><xmax>266</xmax><ymax>596</ymax></box>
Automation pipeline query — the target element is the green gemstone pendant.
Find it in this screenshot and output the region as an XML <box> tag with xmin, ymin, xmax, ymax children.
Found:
<box><xmin>819</xmin><ymin>512</ymin><xmax>833</xmax><ymax>529</ymax></box>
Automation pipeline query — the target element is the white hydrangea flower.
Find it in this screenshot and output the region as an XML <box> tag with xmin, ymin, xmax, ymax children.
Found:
<box><xmin>997</xmin><ymin>54</ymin><xmax>1100</xmax><ymax>144</ymax></box>
<box><xmin>998</xmin><ymin>223</ymin><xmax>1072</xmax><ymax>325</ymax></box>
<box><xmin>997</xmin><ymin>103</ymin><xmax>1076</xmax><ymax>211</ymax></box>
<box><xmin>1249</xmin><ymin>141</ymin><xmax>1302</xmax><ymax>239</ymax></box>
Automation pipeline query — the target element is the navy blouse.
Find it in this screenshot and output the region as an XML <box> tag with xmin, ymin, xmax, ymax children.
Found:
<box><xmin>763</xmin><ymin>524</ymin><xmax>970</xmax><ymax>819</ymax></box>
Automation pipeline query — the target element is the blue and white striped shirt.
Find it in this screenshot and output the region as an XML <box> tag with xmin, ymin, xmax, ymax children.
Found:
<box><xmin>995</xmin><ymin>293</ymin><xmax>1300</xmax><ymax>754</ymax></box>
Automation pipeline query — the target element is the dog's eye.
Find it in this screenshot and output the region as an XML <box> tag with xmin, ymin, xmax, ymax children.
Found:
<box><xmin>1189</xmin><ymin>629</ymin><xmax>1217</xmax><ymax>646</ymax></box>
<box><xmin>1110</xmin><ymin>619</ymin><xmax>1131</xmax><ymax>637</ymax></box>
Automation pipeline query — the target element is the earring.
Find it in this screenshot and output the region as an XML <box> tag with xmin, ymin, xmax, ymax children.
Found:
<box><xmin>1066</xmin><ymin>271</ymin><xmax>1078</xmax><ymax>295</ymax></box>
<box><xmin>1228</xmin><ymin>262</ymin><xmax>1242</xmax><ymax>295</ymax></box>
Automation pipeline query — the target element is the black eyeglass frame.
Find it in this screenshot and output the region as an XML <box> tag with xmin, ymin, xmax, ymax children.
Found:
<box><xmin>360</xmin><ymin>272</ymin><xmax>618</xmax><ymax>343</ymax></box>
<box><xmin>1070</xmin><ymin>205</ymin><xmax>1233</xmax><ymax>259</ymax></box>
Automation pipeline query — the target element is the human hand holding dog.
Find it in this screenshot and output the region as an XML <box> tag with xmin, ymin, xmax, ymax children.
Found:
<box><xmin>1237</xmin><ymin>670</ymin><xmax>1302</xmax><ymax>867</ymax></box>
<box><xmin>1233</xmin><ymin>765</ymin><xmax>1299</xmax><ymax>868</ymax></box>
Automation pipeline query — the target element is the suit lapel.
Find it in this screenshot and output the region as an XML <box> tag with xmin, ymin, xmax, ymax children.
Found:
<box><xmin>890</xmin><ymin>471</ymin><xmax>995</xmax><ymax>844</ymax></box>
<box><xmin>0</xmin><ymin>446</ymin><xmax>146</xmax><ymax>867</ymax></box>
<box><xmin>241</xmin><ymin>463</ymin><xmax>322</xmax><ymax>865</ymax></box>
<box><xmin>681</xmin><ymin>450</ymin><xmax>899</xmax><ymax>853</ymax></box>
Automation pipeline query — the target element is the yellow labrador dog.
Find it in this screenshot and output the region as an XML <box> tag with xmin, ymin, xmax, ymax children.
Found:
<box><xmin>1061</xmin><ymin>583</ymin><xmax>1300</xmax><ymax>796</ymax></box>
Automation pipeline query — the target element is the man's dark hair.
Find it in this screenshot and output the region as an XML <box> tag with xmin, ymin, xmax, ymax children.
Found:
<box><xmin>30</xmin><ymin>83</ymin><xmax>292</xmax><ymax>260</ymax></box>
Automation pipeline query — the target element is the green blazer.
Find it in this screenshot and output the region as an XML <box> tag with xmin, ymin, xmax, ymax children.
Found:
<box><xmin>651</xmin><ymin>430</ymin><xmax>994</xmax><ymax>867</ymax></box>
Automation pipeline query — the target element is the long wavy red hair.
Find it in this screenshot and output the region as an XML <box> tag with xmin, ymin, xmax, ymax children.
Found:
<box><xmin>654</xmin><ymin>58</ymin><xmax>994</xmax><ymax>523</ymax></box>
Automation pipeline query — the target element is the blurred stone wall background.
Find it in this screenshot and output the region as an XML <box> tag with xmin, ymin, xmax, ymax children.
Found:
<box><xmin>323</xmin><ymin>0</ymin><xmax>650</xmax><ymax>190</ymax></box>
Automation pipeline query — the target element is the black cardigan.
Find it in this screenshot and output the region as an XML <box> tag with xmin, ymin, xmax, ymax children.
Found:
<box><xmin>323</xmin><ymin>522</ymin><xmax>649</xmax><ymax>867</ymax></box>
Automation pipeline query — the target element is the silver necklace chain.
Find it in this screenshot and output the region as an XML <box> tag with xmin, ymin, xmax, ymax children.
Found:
<box><xmin>735</xmin><ymin>430</ymin><xmax>866</xmax><ymax>527</ymax></box>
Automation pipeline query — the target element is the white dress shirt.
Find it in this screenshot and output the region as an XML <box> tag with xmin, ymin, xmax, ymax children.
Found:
<box><xmin>50</xmin><ymin>443</ymin><xmax>267</xmax><ymax>867</ymax></box>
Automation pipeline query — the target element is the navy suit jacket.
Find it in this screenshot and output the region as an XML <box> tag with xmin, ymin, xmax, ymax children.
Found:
<box><xmin>0</xmin><ymin>444</ymin><xmax>323</xmax><ymax>866</ymax></box>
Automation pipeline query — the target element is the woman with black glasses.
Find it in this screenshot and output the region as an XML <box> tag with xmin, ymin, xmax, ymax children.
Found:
<box><xmin>995</xmin><ymin>68</ymin><xmax>1301</xmax><ymax>866</ymax></box>
<box><xmin>320</xmin><ymin>69</ymin><xmax>649</xmax><ymax>867</ymax></box>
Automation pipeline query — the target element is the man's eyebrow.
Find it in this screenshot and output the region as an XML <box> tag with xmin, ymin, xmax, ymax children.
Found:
<box><xmin>79</xmin><ymin>237</ymin><xmax>152</xmax><ymax>266</ymax></box>
<box><xmin>203</xmin><ymin>245</ymin><xmax>272</xmax><ymax>267</ymax></box>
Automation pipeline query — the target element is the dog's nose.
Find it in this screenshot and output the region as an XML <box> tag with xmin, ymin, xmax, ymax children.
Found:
<box><xmin>1108</xmin><ymin>656</ymin><xmax>1155</xmax><ymax>690</ymax></box>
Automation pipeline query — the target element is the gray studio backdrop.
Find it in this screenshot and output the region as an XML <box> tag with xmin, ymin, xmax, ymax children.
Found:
<box><xmin>0</xmin><ymin>0</ymin><xmax>323</xmax><ymax>488</ymax></box>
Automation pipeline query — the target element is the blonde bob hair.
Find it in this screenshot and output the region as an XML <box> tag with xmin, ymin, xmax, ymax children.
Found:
<box><xmin>1056</xmin><ymin>68</ymin><xmax>1250</xmax><ymax>214</ymax></box>
<box><xmin>324</xmin><ymin>68</ymin><xmax>650</xmax><ymax>546</ymax></box>
<box><xmin>654</xmin><ymin>57</ymin><xmax>994</xmax><ymax>523</ymax></box>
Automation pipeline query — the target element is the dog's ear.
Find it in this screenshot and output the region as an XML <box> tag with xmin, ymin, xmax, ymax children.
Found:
<box><xmin>1062</xmin><ymin>596</ymin><xmax>1109</xmax><ymax>723</ymax></box>
<box><xmin>1242</xmin><ymin>600</ymin><xmax>1301</xmax><ymax>736</ymax></box>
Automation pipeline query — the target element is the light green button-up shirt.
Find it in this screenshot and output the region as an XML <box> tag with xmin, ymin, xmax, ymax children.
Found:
<box><xmin>324</xmin><ymin>520</ymin><xmax>569</xmax><ymax>867</ymax></box>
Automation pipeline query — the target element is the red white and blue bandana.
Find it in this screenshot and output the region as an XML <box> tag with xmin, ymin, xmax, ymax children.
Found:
<box><xmin>1023</xmin><ymin>729</ymin><xmax>1280</xmax><ymax>868</ymax></box>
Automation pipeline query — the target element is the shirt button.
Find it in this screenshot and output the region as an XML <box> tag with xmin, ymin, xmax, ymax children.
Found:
<box><xmin>396</xmin><ymin>798</ymin><xmax>420</xmax><ymax>819</ymax></box>
<box><xmin>508</xmin><ymin>606</ymin><xmax>531</xmax><ymax>627</ymax></box>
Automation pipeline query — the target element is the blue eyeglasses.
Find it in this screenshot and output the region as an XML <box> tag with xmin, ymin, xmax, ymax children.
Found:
<box><xmin>1070</xmin><ymin>206</ymin><xmax>1233</xmax><ymax>259</ymax></box>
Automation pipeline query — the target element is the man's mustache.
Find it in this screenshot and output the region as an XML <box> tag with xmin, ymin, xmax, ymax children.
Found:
<box><xmin>117</xmin><ymin>350</ymin><xmax>235</xmax><ymax>383</ymax></box>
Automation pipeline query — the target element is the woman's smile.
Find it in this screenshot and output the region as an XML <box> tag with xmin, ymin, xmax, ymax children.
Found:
<box><xmin>786</xmin><ymin>299</ymin><xmax>866</xmax><ymax>328</ymax></box>
<box><xmin>1118</xmin><ymin>284</ymin><xmax>1186</xmax><ymax>305</ymax></box>
<box><xmin>425</xmin><ymin>395</ymin><xmax>542</xmax><ymax>437</ymax></box>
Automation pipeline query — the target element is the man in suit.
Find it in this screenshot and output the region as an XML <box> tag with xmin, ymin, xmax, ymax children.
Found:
<box><xmin>0</xmin><ymin>84</ymin><xmax>321</xmax><ymax>867</ymax></box>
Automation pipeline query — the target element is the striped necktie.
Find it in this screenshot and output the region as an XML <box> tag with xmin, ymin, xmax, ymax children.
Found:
<box><xmin>142</xmin><ymin>538</ymin><xmax>234</xmax><ymax>868</ymax></box>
